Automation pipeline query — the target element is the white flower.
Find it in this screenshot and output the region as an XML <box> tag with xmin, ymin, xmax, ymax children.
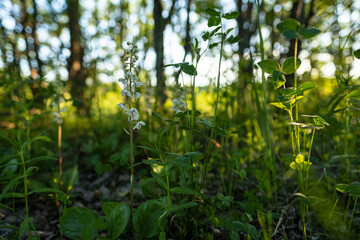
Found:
<box><xmin>133</xmin><ymin>121</ymin><xmax>145</xmax><ymax>130</ymax></box>
<box><xmin>127</xmin><ymin>108</ymin><xmax>139</xmax><ymax>121</ymax></box>
<box><xmin>121</xmin><ymin>89</ymin><xmax>132</xmax><ymax>98</ymax></box>
<box><xmin>117</xmin><ymin>103</ymin><xmax>127</xmax><ymax>111</ymax></box>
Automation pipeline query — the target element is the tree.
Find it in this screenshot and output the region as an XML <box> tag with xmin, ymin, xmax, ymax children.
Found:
<box><xmin>66</xmin><ymin>0</ymin><xmax>89</xmax><ymax>115</ymax></box>
<box><xmin>153</xmin><ymin>0</ymin><xmax>177</xmax><ymax>106</ymax></box>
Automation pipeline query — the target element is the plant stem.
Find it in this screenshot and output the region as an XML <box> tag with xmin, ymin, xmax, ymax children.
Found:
<box><xmin>294</xmin><ymin>38</ymin><xmax>300</xmax><ymax>153</ymax></box>
<box><xmin>200</xmin><ymin>25</ymin><xmax>224</xmax><ymax>192</ymax></box>
<box><xmin>346</xmin><ymin>196</ymin><xmax>358</xmax><ymax>239</ymax></box>
<box><xmin>20</xmin><ymin>151</ymin><xmax>31</xmax><ymax>239</ymax></box>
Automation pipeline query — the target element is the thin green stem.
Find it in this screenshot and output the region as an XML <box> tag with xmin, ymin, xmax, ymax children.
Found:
<box><xmin>98</xmin><ymin>175</ymin><xmax>102</xmax><ymax>202</ymax></box>
<box><xmin>294</xmin><ymin>38</ymin><xmax>300</xmax><ymax>153</ymax></box>
<box><xmin>20</xmin><ymin>151</ymin><xmax>31</xmax><ymax>239</ymax></box>
<box><xmin>200</xmin><ymin>25</ymin><xmax>224</xmax><ymax>192</ymax></box>
<box><xmin>305</xmin><ymin>129</ymin><xmax>316</xmax><ymax>191</ymax></box>
<box><xmin>346</xmin><ymin>196</ymin><xmax>358</xmax><ymax>240</ymax></box>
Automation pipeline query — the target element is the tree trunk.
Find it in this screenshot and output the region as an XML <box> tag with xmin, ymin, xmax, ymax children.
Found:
<box><xmin>66</xmin><ymin>0</ymin><xmax>89</xmax><ymax>115</ymax></box>
<box><xmin>153</xmin><ymin>0</ymin><xmax>166</xmax><ymax>105</ymax></box>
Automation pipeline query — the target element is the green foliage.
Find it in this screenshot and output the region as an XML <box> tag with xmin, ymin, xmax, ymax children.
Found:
<box><xmin>133</xmin><ymin>200</ymin><xmax>166</xmax><ymax>239</ymax></box>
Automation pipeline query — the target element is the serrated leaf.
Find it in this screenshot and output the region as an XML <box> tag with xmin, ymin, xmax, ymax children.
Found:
<box><xmin>205</xmin><ymin>8</ymin><xmax>221</xmax><ymax>17</ymax></box>
<box><xmin>297</xmin><ymin>25</ymin><xmax>320</xmax><ymax>39</ymax></box>
<box><xmin>258</xmin><ymin>60</ymin><xmax>281</xmax><ymax>74</ymax></box>
<box><xmin>208</xmin><ymin>16</ymin><xmax>221</xmax><ymax>27</ymax></box>
<box><xmin>282</xmin><ymin>57</ymin><xmax>301</xmax><ymax>74</ymax></box>
<box><xmin>170</xmin><ymin>187</ymin><xmax>199</xmax><ymax>195</ymax></box>
<box><xmin>222</xmin><ymin>11</ymin><xmax>239</xmax><ymax>19</ymax></box>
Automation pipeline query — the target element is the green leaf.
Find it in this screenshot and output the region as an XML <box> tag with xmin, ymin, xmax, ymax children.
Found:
<box><xmin>282</xmin><ymin>29</ymin><xmax>299</xmax><ymax>39</ymax></box>
<box><xmin>109</xmin><ymin>152</ymin><xmax>122</xmax><ymax>163</ymax></box>
<box><xmin>170</xmin><ymin>187</ymin><xmax>199</xmax><ymax>195</ymax></box>
<box><xmin>27</xmin><ymin>187</ymin><xmax>64</xmax><ymax>196</ymax></box>
<box><xmin>296</xmin><ymin>82</ymin><xmax>316</xmax><ymax>95</ymax></box>
<box><xmin>170</xmin><ymin>202</ymin><xmax>198</xmax><ymax>212</ymax></box>
<box><xmin>102</xmin><ymin>202</ymin><xmax>119</xmax><ymax>217</ymax></box>
<box><xmin>60</xmin><ymin>207</ymin><xmax>97</xmax><ymax>240</ymax></box>
<box><xmin>180</xmin><ymin>63</ymin><xmax>197</xmax><ymax>76</ymax></box>
<box><xmin>208</xmin><ymin>16</ymin><xmax>221</xmax><ymax>27</ymax></box>
<box><xmin>346</xmin><ymin>89</ymin><xmax>360</xmax><ymax>100</ymax></box>
<box><xmin>209</xmin><ymin>42</ymin><xmax>220</xmax><ymax>49</ymax></box>
<box><xmin>258</xmin><ymin>60</ymin><xmax>281</xmax><ymax>74</ymax></box>
<box><xmin>18</xmin><ymin>218</ymin><xmax>31</xmax><ymax>240</ymax></box>
<box><xmin>276</xmin><ymin>18</ymin><xmax>300</xmax><ymax>33</ymax></box>
<box><xmin>297</xmin><ymin>25</ymin><xmax>321</xmax><ymax>39</ymax></box>
<box><xmin>227</xmin><ymin>35</ymin><xmax>242</xmax><ymax>44</ymax></box>
<box><xmin>133</xmin><ymin>200</ymin><xmax>166</xmax><ymax>239</ymax></box>
<box><xmin>198</xmin><ymin>118</ymin><xmax>213</xmax><ymax>128</ymax></box>
<box><xmin>354</xmin><ymin>49</ymin><xmax>360</xmax><ymax>59</ymax></box>
<box><xmin>270</xmin><ymin>102</ymin><xmax>289</xmax><ymax>112</ymax></box>
<box><xmin>271</xmin><ymin>70</ymin><xmax>285</xmax><ymax>89</ymax></box>
<box><xmin>222</xmin><ymin>11</ymin><xmax>239</xmax><ymax>19</ymax></box>
<box><xmin>205</xmin><ymin>8</ymin><xmax>221</xmax><ymax>17</ymax></box>
<box><xmin>282</xmin><ymin>57</ymin><xmax>301</xmax><ymax>74</ymax></box>
<box><xmin>102</xmin><ymin>164</ymin><xmax>112</xmax><ymax>173</ymax></box>
<box><xmin>107</xmin><ymin>203</ymin><xmax>130</xmax><ymax>239</ymax></box>
<box><xmin>202</xmin><ymin>31</ymin><xmax>210</xmax><ymax>41</ymax></box>
<box><xmin>336</xmin><ymin>182</ymin><xmax>360</xmax><ymax>196</ymax></box>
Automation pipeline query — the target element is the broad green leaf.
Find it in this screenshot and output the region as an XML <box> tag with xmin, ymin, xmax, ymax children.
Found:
<box><xmin>107</xmin><ymin>203</ymin><xmax>130</xmax><ymax>239</ymax></box>
<box><xmin>297</xmin><ymin>25</ymin><xmax>320</xmax><ymax>39</ymax></box>
<box><xmin>276</xmin><ymin>18</ymin><xmax>300</xmax><ymax>33</ymax></box>
<box><xmin>282</xmin><ymin>57</ymin><xmax>301</xmax><ymax>74</ymax></box>
<box><xmin>133</xmin><ymin>200</ymin><xmax>166</xmax><ymax>239</ymax></box>
<box><xmin>258</xmin><ymin>60</ymin><xmax>280</xmax><ymax>74</ymax></box>
<box><xmin>354</xmin><ymin>49</ymin><xmax>360</xmax><ymax>59</ymax></box>
<box><xmin>281</xmin><ymin>29</ymin><xmax>298</xmax><ymax>39</ymax></box>
<box><xmin>222</xmin><ymin>11</ymin><xmax>239</xmax><ymax>19</ymax></box>
<box><xmin>60</xmin><ymin>207</ymin><xmax>97</xmax><ymax>240</ymax></box>
<box><xmin>170</xmin><ymin>187</ymin><xmax>199</xmax><ymax>195</ymax></box>
<box><xmin>205</xmin><ymin>8</ymin><xmax>221</xmax><ymax>17</ymax></box>
<box><xmin>102</xmin><ymin>202</ymin><xmax>119</xmax><ymax>217</ymax></box>
<box><xmin>180</xmin><ymin>63</ymin><xmax>197</xmax><ymax>76</ymax></box>
<box><xmin>208</xmin><ymin>16</ymin><xmax>221</xmax><ymax>27</ymax></box>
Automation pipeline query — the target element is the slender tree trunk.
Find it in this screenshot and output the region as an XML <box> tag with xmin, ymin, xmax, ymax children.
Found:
<box><xmin>153</xmin><ymin>0</ymin><xmax>166</xmax><ymax>105</ymax></box>
<box><xmin>66</xmin><ymin>0</ymin><xmax>89</xmax><ymax>115</ymax></box>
